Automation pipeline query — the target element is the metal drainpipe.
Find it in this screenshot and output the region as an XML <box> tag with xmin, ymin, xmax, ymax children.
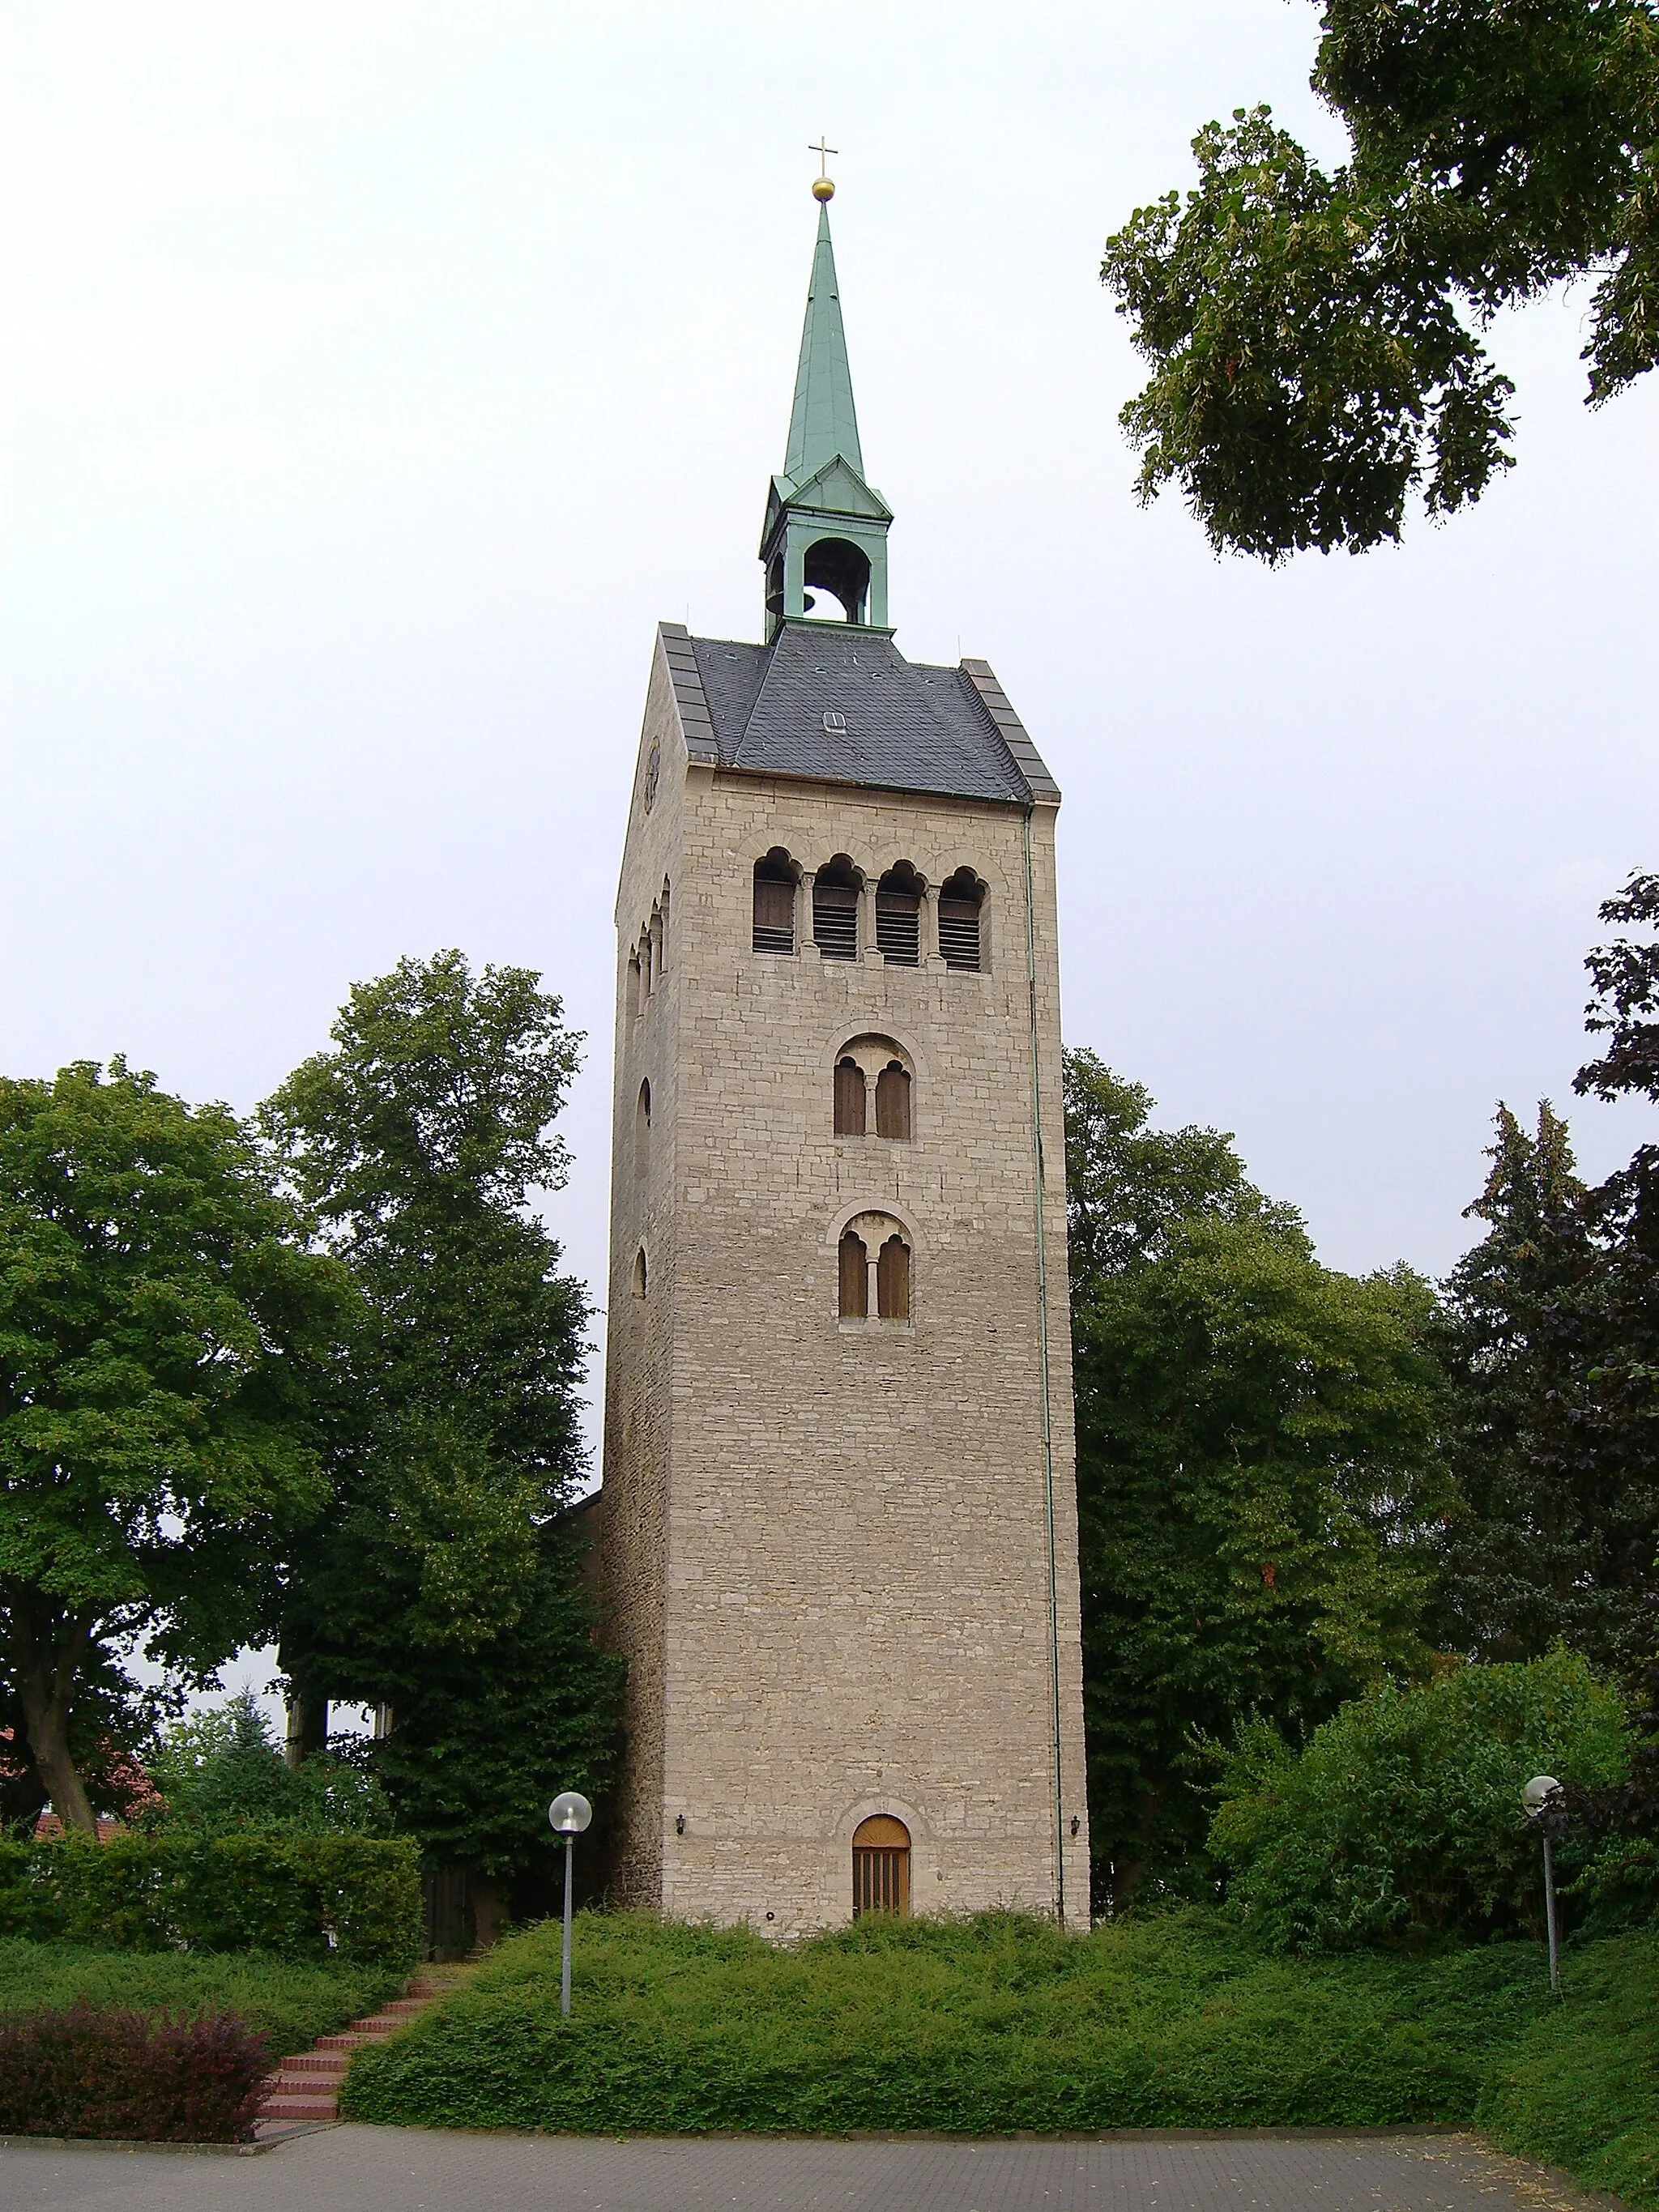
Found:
<box><xmin>1022</xmin><ymin>803</ymin><xmax>1066</xmax><ymax>1927</ymax></box>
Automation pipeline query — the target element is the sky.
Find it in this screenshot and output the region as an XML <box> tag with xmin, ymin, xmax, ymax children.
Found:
<box><xmin>4</xmin><ymin>1</ymin><xmax>1657</xmax><ymax>1694</ymax></box>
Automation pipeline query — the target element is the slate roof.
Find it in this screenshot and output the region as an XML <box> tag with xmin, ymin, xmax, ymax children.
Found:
<box><xmin>659</xmin><ymin>622</ymin><xmax>1058</xmax><ymax>808</ymax></box>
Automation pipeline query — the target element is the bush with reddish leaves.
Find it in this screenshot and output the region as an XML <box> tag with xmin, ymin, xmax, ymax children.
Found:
<box><xmin>0</xmin><ymin>2003</ymin><xmax>270</xmax><ymax>2142</ymax></box>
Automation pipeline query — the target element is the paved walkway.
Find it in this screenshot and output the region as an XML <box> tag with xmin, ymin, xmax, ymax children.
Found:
<box><xmin>0</xmin><ymin>2125</ymin><xmax>1621</xmax><ymax>2212</ymax></box>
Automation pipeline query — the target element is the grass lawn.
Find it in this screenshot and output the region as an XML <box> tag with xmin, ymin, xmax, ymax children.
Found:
<box><xmin>0</xmin><ymin>1936</ymin><xmax>404</xmax><ymax>2059</ymax></box>
<box><xmin>339</xmin><ymin>1906</ymin><xmax>1657</xmax><ymax>2204</ymax></box>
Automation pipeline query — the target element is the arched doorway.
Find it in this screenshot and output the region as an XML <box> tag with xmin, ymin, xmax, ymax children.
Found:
<box><xmin>852</xmin><ymin>1815</ymin><xmax>911</xmax><ymax>1917</ymax></box>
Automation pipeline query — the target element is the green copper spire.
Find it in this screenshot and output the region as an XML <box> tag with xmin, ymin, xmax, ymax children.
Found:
<box><xmin>783</xmin><ymin>202</ymin><xmax>864</xmax><ymax>482</ymax></box>
<box><xmin>761</xmin><ymin>176</ymin><xmax>893</xmax><ymax>641</ymax></box>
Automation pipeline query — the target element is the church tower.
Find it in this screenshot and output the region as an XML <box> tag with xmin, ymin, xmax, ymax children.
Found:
<box><xmin>599</xmin><ymin>177</ymin><xmax>1090</xmax><ymax>1933</ymax></box>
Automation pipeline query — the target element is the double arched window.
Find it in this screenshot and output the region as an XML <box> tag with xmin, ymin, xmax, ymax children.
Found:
<box><xmin>832</xmin><ymin>1038</ymin><xmax>912</xmax><ymax>1140</ymax></box>
<box><xmin>838</xmin><ymin>1213</ymin><xmax>911</xmax><ymax>1323</ymax></box>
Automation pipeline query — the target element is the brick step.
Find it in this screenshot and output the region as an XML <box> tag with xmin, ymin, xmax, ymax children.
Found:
<box><xmin>259</xmin><ymin>2090</ymin><xmax>339</xmax><ymax>2120</ymax></box>
<box><xmin>348</xmin><ymin>2013</ymin><xmax>412</xmax><ymax>2033</ymax></box>
<box><xmin>314</xmin><ymin>2030</ymin><xmax>378</xmax><ymax>2050</ymax></box>
<box><xmin>278</xmin><ymin>2051</ymin><xmax>352</xmax><ymax>2076</ymax></box>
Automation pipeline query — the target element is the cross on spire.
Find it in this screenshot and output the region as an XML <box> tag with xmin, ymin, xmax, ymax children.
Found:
<box><xmin>809</xmin><ymin>137</ymin><xmax>838</xmax><ymax>179</ymax></box>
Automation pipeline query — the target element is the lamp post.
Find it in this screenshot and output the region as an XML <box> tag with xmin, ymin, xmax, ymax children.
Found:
<box><xmin>548</xmin><ymin>1791</ymin><xmax>593</xmax><ymax>2019</ymax></box>
<box><xmin>1522</xmin><ymin>1775</ymin><xmax>1563</xmax><ymax>1997</ymax></box>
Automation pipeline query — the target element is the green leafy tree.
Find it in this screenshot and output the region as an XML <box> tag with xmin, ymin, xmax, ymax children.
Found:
<box><xmin>1102</xmin><ymin>1</ymin><xmax>1659</xmax><ymax>557</ymax></box>
<box><xmin>1209</xmin><ymin>1650</ymin><xmax>1631</xmax><ymax>1949</ymax></box>
<box><xmin>262</xmin><ymin>953</ymin><xmax>622</xmax><ymax>1890</ymax></box>
<box><xmin>1064</xmin><ymin>1051</ymin><xmax>1450</xmax><ymax>1908</ymax></box>
<box><xmin>0</xmin><ymin>1061</ymin><xmax>352</xmax><ymax>1836</ymax></box>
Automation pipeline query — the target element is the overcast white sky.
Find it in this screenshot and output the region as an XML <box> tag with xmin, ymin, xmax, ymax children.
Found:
<box><xmin>4</xmin><ymin>0</ymin><xmax>1657</xmax><ymax>1569</ymax></box>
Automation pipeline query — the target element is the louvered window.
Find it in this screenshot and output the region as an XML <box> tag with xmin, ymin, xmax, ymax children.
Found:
<box><xmin>852</xmin><ymin>1816</ymin><xmax>911</xmax><ymax>1916</ymax></box>
<box><xmin>938</xmin><ymin>869</ymin><xmax>984</xmax><ymax>970</ymax></box>
<box><xmin>834</xmin><ymin>1059</ymin><xmax>868</xmax><ymax>1137</ymax></box>
<box><xmin>874</xmin><ymin>1063</ymin><xmax>911</xmax><ymax>1140</ymax></box>
<box><xmin>813</xmin><ymin>876</ymin><xmax>859</xmax><ymax>960</ymax></box>
<box><xmin>752</xmin><ymin>856</ymin><xmax>796</xmax><ymax>954</ymax></box>
<box><xmin>838</xmin><ymin>1231</ymin><xmax>868</xmax><ymax>1319</ymax></box>
<box><xmin>876</xmin><ymin>866</ymin><xmax>923</xmax><ymax>965</ymax></box>
<box><xmin>876</xmin><ymin>1234</ymin><xmax>910</xmax><ymax>1322</ymax></box>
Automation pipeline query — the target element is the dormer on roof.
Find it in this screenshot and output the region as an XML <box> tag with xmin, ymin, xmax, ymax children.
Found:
<box><xmin>761</xmin><ymin>193</ymin><xmax>893</xmax><ymax>640</ymax></box>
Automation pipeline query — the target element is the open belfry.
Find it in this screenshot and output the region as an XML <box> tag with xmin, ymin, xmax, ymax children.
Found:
<box><xmin>599</xmin><ymin>167</ymin><xmax>1090</xmax><ymax>1933</ymax></box>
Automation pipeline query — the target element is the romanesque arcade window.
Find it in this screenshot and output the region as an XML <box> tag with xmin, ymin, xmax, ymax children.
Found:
<box><xmin>834</xmin><ymin>1058</ymin><xmax>867</xmax><ymax>1137</ymax></box>
<box><xmin>852</xmin><ymin>1816</ymin><xmax>911</xmax><ymax>1916</ymax></box>
<box><xmin>875</xmin><ymin>1062</ymin><xmax>911</xmax><ymax>1140</ymax></box>
<box><xmin>875</xmin><ymin>863</ymin><xmax>923</xmax><ymax>965</ymax></box>
<box><xmin>833</xmin><ymin>1038</ymin><xmax>912</xmax><ymax>1141</ymax></box>
<box><xmin>838</xmin><ymin>1229</ymin><xmax>868</xmax><ymax>1319</ymax></box>
<box><xmin>937</xmin><ymin>868</ymin><xmax>985</xmax><ymax>971</ymax></box>
<box><xmin>876</xmin><ymin>1234</ymin><xmax>910</xmax><ymax>1320</ymax></box>
<box><xmin>812</xmin><ymin>856</ymin><xmax>860</xmax><ymax>960</ymax></box>
<box><xmin>752</xmin><ymin>850</ymin><xmax>798</xmax><ymax>954</ymax></box>
<box><xmin>838</xmin><ymin>1213</ymin><xmax>911</xmax><ymax>1323</ymax></box>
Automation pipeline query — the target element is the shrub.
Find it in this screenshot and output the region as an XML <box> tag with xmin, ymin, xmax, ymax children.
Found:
<box><xmin>0</xmin><ymin>2002</ymin><xmax>269</xmax><ymax>2142</ymax></box>
<box><xmin>342</xmin><ymin>1905</ymin><xmax>1548</xmax><ymax>2135</ymax></box>
<box><xmin>0</xmin><ymin>1835</ymin><xmax>421</xmax><ymax>1969</ymax></box>
<box><xmin>0</xmin><ymin>1935</ymin><xmax>403</xmax><ymax>2056</ymax></box>
<box><xmin>1208</xmin><ymin>1651</ymin><xmax>1631</xmax><ymax>1950</ymax></box>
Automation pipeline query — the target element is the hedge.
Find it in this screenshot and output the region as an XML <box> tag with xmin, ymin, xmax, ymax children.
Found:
<box><xmin>0</xmin><ymin>2002</ymin><xmax>269</xmax><ymax>2142</ymax></box>
<box><xmin>0</xmin><ymin>1835</ymin><xmax>420</xmax><ymax>1971</ymax></box>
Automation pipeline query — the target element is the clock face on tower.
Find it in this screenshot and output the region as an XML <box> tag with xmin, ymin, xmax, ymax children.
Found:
<box><xmin>643</xmin><ymin>739</ymin><xmax>661</xmax><ymax>814</ymax></box>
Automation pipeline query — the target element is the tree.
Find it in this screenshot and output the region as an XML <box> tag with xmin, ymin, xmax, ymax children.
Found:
<box><xmin>144</xmin><ymin>1689</ymin><xmax>390</xmax><ymax>1837</ymax></box>
<box><xmin>1434</xmin><ymin>1103</ymin><xmax>1610</xmax><ymax>1660</ymax></box>
<box><xmin>0</xmin><ymin>1061</ymin><xmax>351</xmax><ymax>1834</ymax></box>
<box><xmin>1101</xmin><ymin>1</ymin><xmax>1659</xmax><ymax>558</ymax></box>
<box><xmin>1064</xmin><ymin>1052</ymin><xmax>1450</xmax><ymax>1908</ymax></box>
<box><xmin>262</xmin><ymin>953</ymin><xmax>622</xmax><ymax>1892</ymax></box>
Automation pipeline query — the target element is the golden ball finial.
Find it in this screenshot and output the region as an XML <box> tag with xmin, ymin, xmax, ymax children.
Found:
<box><xmin>812</xmin><ymin>174</ymin><xmax>835</xmax><ymax>202</ymax></box>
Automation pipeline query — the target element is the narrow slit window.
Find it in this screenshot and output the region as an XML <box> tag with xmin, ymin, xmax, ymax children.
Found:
<box><xmin>632</xmin><ymin>1247</ymin><xmax>648</xmax><ymax>1298</ymax></box>
<box><xmin>633</xmin><ymin>1080</ymin><xmax>650</xmax><ymax>1178</ymax></box>
<box><xmin>876</xmin><ymin>865</ymin><xmax>923</xmax><ymax>966</ymax></box>
<box><xmin>838</xmin><ymin>1231</ymin><xmax>868</xmax><ymax>1319</ymax></box>
<box><xmin>874</xmin><ymin>1062</ymin><xmax>911</xmax><ymax>1140</ymax></box>
<box><xmin>753</xmin><ymin>852</ymin><xmax>797</xmax><ymax>954</ymax></box>
<box><xmin>876</xmin><ymin>1234</ymin><xmax>911</xmax><ymax>1322</ymax></box>
<box><xmin>812</xmin><ymin>861</ymin><xmax>860</xmax><ymax>961</ymax></box>
<box><xmin>834</xmin><ymin>1058</ymin><xmax>868</xmax><ymax>1137</ymax></box>
<box><xmin>938</xmin><ymin>869</ymin><xmax>985</xmax><ymax>972</ymax></box>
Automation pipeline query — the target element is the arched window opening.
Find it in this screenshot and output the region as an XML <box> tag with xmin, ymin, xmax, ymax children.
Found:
<box><xmin>812</xmin><ymin>856</ymin><xmax>860</xmax><ymax>961</ymax></box>
<box><xmin>639</xmin><ymin>931</ymin><xmax>654</xmax><ymax>998</ymax></box>
<box><xmin>632</xmin><ymin>1247</ymin><xmax>648</xmax><ymax>1298</ymax></box>
<box><xmin>838</xmin><ymin>1231</ymin><xmax>868</xmax><ymax>1319</ymax></box>
<box><xmin>753</xmin><ymin>850</ymin><xmax>798</xmax><ymax>955</ymax></box>
<box><xmin>627</xmin><ymin>951</ymin><xmax>642</xmax><ymax>1017</ymax></box>
<box><xmin>938</xmin><ymin>868</ymin><xmax>985</xmax><ymax>972</ymax></box>
<box><xmin>852</xmin><ymin>1815</ymin><xmax>911</xmax><ymax>1916</ymax></box>
<box><xmin>834</xmin><ymin>1057</ymin><xmax>868</xmax><ymax>1137</ymax></box>
<box><xmin>876</xmin><ymin>1234</ymin><xmax>911</xmax><ymax>1322</ymax></box>
<box><xmin>633</xmin><ymin>1080</ymin><xmax>650</xmax><ymax>1178</ymax></box>
<box><xmin>658</xmin><ymin>882</ymin><xmax>671</xmax><ymax>972</ymax></box>
<box><xmin>876</xmin><ymin>864</ymin><xmax>923</xmax><ymax>966</ymax></box>
<box><xmin>803</xmin><ymin>537</ymin><xmax>871</xmax><ymax>626</ymax></box>
<box><xmin>874</xmin><ymin>1062</ymin><xmax>911</xmax><ymax>1140</ymax></box>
